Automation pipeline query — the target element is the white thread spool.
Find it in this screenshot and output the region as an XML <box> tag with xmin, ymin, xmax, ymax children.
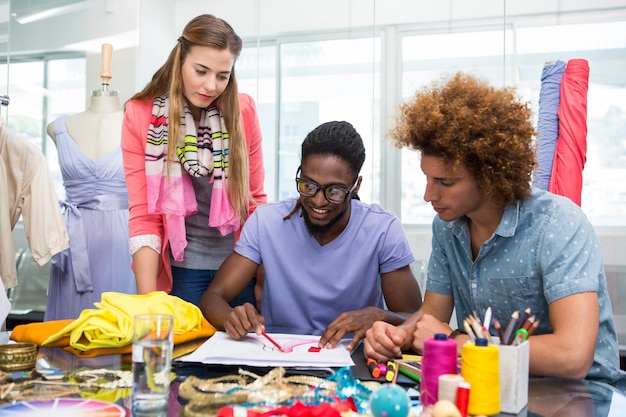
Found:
<box><xmin>438</xmin><ymin>374</ymin><xmax>465</xmax><ymax>404</ymax></box>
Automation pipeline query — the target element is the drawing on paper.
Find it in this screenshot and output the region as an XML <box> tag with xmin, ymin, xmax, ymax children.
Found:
<box><xmin>177</xmin><ymin>331</ymin><xmax>355</xmax><ymax>368</ymax></box>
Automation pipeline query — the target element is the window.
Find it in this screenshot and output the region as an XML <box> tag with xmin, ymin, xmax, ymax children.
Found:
<box><xmin>0</xmin><ymin>55</ymin><xmax>86</xmax><ymax>200</ymax></box>
<box><xmin>238</xmin><ymin>37</ymin><xmax>380</xmax><ymax>203</ymax></box>
<box><xmin>237</xmin><ymin>44</ymin><xmax>278</xmax><ymax>201</ymax></box>
<box><xmin>399</xmin><ymin>28</ymin><xmax>512</xmax><ymax>224</ymax></box>
<box><xmin>0</xmin><ymin>60</ymin><xmax>45</xmax><ymax>149</ymax></box>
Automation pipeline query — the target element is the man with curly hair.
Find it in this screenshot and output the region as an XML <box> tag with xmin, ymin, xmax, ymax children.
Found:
<box><xmin>364</xmin><ymin>72</ymin><xmax>625</xmax><ymax>384</ymax></box>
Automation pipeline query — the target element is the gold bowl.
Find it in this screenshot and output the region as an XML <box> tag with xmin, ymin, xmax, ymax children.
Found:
<box><xmin>0</xmin><ymin>342</ymin><xmax>38</xmax><ymax>371</ymax></box>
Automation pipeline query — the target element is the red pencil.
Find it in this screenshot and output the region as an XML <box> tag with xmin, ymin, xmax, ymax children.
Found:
<box><xmin>493</xmin><ymin>318</ymin><xmax>504</xmax><ymax>344</ymax></box>
<box><xmin>522</xmin><ymin>314</ymin><xmax>536</xmax><ymax>331</ymax></box>
<box><xmin>261</xmin><ymin>331</ymin><xmax>284</xmax><ymax>352</ymax></box>
<box><xmin>526</xmin><ymin>319</ymin><xmax>540</xmax><ymax>337</ymax></box>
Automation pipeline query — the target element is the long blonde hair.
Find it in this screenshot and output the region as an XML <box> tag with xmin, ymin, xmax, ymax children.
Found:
<box><xmin>129</xmin><ymin>14</ymin><xmax>252</xmax><ymax>223</ymax></box>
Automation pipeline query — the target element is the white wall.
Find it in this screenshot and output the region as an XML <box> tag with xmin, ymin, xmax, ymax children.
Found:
<box><xmin>174</xmin><ymin>0</ymin><xmax>626</xmax><ymax>38</ymax></box>
<box><xmin>137</xmin><ymin>0</ymin><xmax>176</xmax><ymax>90</ymax></box>
<box><xmin>7</xmin><ymin>0</ymin><xmax>626</xmax><ymax>119</ymax></box>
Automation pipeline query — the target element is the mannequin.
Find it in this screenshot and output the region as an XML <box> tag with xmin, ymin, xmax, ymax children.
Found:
<box><xmin>45</xmin><ymin>44</ymin><xmax>136</xmax><ymax>321</ymax></box>
<box><xmin>47</xmin><ymin>42</ymin><xmax>122</xmax><ymax>160</ymax></box>
<box><xmin>47</xmin><ymin>90</ymin><xmax>122</xmax><ymax>160</ymax></box>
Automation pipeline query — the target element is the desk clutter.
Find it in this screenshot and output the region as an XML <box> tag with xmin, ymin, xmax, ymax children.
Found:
<box><xmin>178</xmin><ymin>367</ymin><xmax>365</xmax><ymax>416</ymax></box>
<box><xmin>173</xmin><ymin>306</ymin><xmax>530</xmax><ymax>417</ymax></box>
<box><xmin>0</xmin><ymin>303</ymin><xmax>534</xmax><ymax>416</ymax></box>
<box><xmin>0</xmin><ymin>356</ymin><xmax>136</xmax><ymax>404</ymax></box>
<box><xmin>375</xmin><ymin>309</ymin><xmax>531</xmax><ymax>416</ymax></box>
<box><xmin>178</xmin><ymin>367</ymin><xmax>423</xmax><ymax>417</ymax></box>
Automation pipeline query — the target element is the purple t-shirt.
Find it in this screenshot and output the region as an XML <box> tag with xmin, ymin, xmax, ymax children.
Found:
<box><xmin>235</xmin><ymin>198</ymin><xmax>415</xmax><ymax>333</ymax></box>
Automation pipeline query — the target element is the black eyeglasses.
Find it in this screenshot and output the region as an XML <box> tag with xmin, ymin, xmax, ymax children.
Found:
<box><xmin>295</xmin><ymin>167</ymin><xmax>359</xmax><ymax>204</ymax></box>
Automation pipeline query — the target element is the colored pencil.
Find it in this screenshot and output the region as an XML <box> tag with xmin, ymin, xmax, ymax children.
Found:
<box><xmin>522</xmin><ymin>314</ymin><xmax>536</xmax><ymax>331</ymax></box>
<box><xmin>527</xmin><ymin>319</ymin><xmax>540</xmax><ymax>337</ymax></box>
<box><xmin>463</xmin><ymin>319</ymin><xmax>476</xmax><ymax>341</ymax></box>
<box><xmin>483</xmin><ymin>307</ymin><xmax>492</xmax><ymax>333</ymax></box>
<box><xmin>261</xmin><ymin>331</ymin><xmax>284</xmax><ymax>352</ymax></box>
<box><xmin>518</xmin><ymin>307</ymin><xmax>531</xmax><ymax>330</ymax></box>
<box><xmin>502</xmin><ymin>310</ymin><xmax>520</xmax><ymax>345</ymax></box>
<box><xmin>468</xmin><ymin>316</ymin><xmax>485</xmax><ymax>339</ymax></box>
<box><xmin>493</xmin><ymin>318</ymin><xmax>504</xmax><ymax>344</ymax></box>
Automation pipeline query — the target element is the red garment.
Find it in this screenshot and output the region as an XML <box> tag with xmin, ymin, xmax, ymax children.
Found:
<box><xmin>548</xmin><ymin>59</ymin><xmax>589</xmax><ymax>206</ymax></box>
<box><xmin>216</xmin><ymin>399</ymin><xmax>357</xmax><ymax>417</ymax></box>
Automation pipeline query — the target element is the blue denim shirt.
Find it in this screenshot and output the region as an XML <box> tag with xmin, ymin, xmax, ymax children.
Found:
<box><xmin>427</xmin><ymin>187</ymin><xmax>625</xmax><ymax>384</ymax></box>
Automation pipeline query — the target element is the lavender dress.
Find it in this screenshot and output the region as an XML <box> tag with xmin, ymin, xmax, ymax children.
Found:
<box><xmin>45</xmin><ymin>116</ymin><xmax>136</xmax><ymax>321</ymax></box>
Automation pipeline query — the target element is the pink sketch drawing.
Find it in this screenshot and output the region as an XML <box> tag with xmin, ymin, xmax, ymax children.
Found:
<box><xmin>253</xmin><ymin>336</ymin><xmax>319</xmax><ymax>353</ymax></box>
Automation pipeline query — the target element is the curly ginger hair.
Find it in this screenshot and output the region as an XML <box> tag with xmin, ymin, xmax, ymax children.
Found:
<box><xmin>390</xmin><ymin>72</ymin><xmax>538</xmax><ymax>208</ymax></box>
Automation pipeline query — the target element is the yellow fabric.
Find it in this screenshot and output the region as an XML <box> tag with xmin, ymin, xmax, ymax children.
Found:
<box><xmin>80</xmin><ymin>387</ymin><xmax>131</xmax><ymax>404</ymax></box>
<box><xmin>10</xmin><ymin>319</ymin><xmax>215</xmax><ymax>359</ymax></box>
<box><xmin>41</xmin><ymin>291</ymin><xmax>206</xmax><ymax>351</ymax></box>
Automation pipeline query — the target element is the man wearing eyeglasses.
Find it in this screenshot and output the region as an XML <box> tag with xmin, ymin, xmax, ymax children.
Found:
<box><xmin>200</xmin><ymin>121</ymin><xmax>422</xmax><ymax>351</ymax></box>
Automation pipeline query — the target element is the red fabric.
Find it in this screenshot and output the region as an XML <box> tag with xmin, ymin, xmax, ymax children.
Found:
<box><xmin>216</xmin><ymin>399</ymin><xmax>356</xmax><ymax>417</ymax></box>
<box><xmin>548</xmin><ymin>59</ymin><xmax>590</xmax><ymax>206</ymax></box>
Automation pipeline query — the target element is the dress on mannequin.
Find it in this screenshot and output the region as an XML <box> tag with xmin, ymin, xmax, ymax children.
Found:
<box><xmin>45</xmin><ymin>91</ymin><xmax>137</xmax><ymax>321</ymax></box>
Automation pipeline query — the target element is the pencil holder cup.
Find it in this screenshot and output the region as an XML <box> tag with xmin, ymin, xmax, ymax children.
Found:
<box><xmin>498</xmin><ymin>340</ymin><xmax>529</xmax><ymax>413</ymax></box>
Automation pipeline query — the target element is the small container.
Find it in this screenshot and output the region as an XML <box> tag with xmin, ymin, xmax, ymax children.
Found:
<box><xmin>0</xmin><ymin>342</ymin><xmax>38</xmax><ymax>371</ymax></box>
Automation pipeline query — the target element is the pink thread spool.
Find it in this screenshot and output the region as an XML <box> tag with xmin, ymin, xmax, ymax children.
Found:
<box><xmin>420</xmin><ymin>333</ymin><xmax>458</xmax><ymax>406</ymax></box>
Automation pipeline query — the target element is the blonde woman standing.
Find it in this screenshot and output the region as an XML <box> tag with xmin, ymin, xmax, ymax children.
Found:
<box><xmin>122</xmin><ymin>14</ymin><xmax>266</xmax><ymax>306</ymax></box>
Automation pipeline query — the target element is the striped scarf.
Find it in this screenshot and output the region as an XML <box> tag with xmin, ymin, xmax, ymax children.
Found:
<box><xmin>145</xmin><ymin>95</ymin><xmax>238</xmax><ymax>262</ymax></box>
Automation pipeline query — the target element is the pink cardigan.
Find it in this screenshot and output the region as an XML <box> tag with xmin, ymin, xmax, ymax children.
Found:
<box><xmin>121</xmin><ymin>93</ymin><xmax>267</xmax><ymax>292</ymax></box>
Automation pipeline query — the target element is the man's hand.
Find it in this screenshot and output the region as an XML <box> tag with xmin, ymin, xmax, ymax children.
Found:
<box><xmin>363</xmin><ymin>321</ymin><xmax>409</xmax><ymax>362</ymax></box>
<box><xmin>223</xmin><ymin>302</ymin><xmax>266</xmax><ymax>339</ymax></box>
<box><xmin>318</xmin><ymin>307</ymin><xmax>385</xmax><ymax>351</ymax></box>
<box><xmin>411</xmin><ymin>313</ymin><xmax>453</xmax><ymax>353</ymax></box>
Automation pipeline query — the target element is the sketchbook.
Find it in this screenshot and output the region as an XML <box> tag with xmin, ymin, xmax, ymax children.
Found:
<box><xmin>176</xmin><ymin>331</ymin><xmax>355</xmax><ymax>368</ymax></box>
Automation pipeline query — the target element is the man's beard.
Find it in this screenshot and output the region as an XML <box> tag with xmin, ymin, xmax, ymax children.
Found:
<box><xmin>302</xmin><ymin>209</ymin><xmax>342</xmax><ymax>236</ymax></box>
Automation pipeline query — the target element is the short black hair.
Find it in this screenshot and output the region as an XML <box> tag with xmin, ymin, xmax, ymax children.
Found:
<box><xmin>301</xmin><ymin>121</ymin><xmax>366</xmax><ymax>176</ymax></box>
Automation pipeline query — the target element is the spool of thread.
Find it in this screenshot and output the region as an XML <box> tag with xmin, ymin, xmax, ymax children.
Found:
<box><xmin>420</xmin><ymin>333</ymin><xmax>458</xmax><ymax>406</ymax></box>
<box><xmin>438</xmin><ymin>374</ymin><xmax>464</xmax><ymax>403</ymax></box>
<box><xmin>456</xmin><ymin>381</ymin><xmax>470</xmax><ymax>417</ymax></box>
<box><xmin>461</xmin><ymin>338</ymin><xmax>500</xmax><ymax>416</ymax></box>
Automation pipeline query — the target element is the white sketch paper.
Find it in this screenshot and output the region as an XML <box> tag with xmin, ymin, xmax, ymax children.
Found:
<box><xmin>176</xmin><ymin>331</ymin><xmax>355</xmax><ymax>368</ymax></box>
